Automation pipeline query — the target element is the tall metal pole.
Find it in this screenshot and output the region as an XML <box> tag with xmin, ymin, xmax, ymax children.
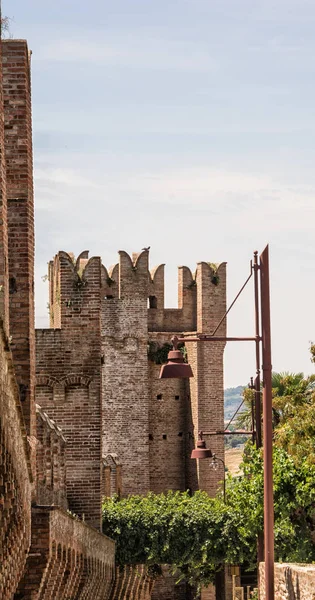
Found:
<box><xmin>254</xmin><ymin>251</ymin><xmax>264</xmax><ymax>569</ymax></box>
<box><xmin>260</xmin><ymin>245</ymin><xmax>274</xmax><ymax>600</ymax></box>
<box><xmin>253</xmin><ymin>251</ymin><xmax>262</xmax><ymax>449</ymax></box>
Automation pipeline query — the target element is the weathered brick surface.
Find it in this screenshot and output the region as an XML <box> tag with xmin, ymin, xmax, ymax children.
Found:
<box><xmin>152</xmin><ymin>567</ymin><xmax>187</xmax><ymax>600</ymax></box>
<box><xmin>0</xmin><ymin>35</ymin><xmax>9</xmax><ymax>335</ymax></box>
<box><xmin>15</xmin><ymin>506</ymin><xmax>115</xmax><ymax>600</ymax></box>
<box><xmin>102</xmin><ymin>251</ymin><xmax>150</xmax><ymax>496</ymax></box>
<box><xmin>36</xmin><ymin>252</ymin><xmax>103</xmax><ymax>530</ymax></box>
<box><xmin>260</xmin><ymin>562</ymin><xmax>315</xmax><ymax>600</ymax></box>
<box><xmin>35</xmin><ymin>404</ymin><xmax>67</xmax><ymax>508</ymax></box>
<box><xmin>109</xmin><ymin>565</ymin><xmax>155</xmax><ymax>600</ymax></box>
<box><xmin>148</xmin><ymin>359</ymin><xmax>188</xmax><ymax>493</ymax></box>
<box><xmin>100</xmin><ymin>253</ymin><xmax>226</xmax><ymax>501</ymax></box>
<box><xmin>0</xmin><ymin>324</ymin><xmax>32</xmax><ymax>600</ymax></box>
<box><xmin>2</xmin><ymin>40</ymin><xmax>36</xmax><ymax>439</ymax></box>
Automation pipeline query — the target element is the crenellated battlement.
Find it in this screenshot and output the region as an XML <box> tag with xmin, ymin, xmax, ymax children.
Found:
<box><xmin>48</xmin><ymin>248</ymin><xmax>226</xmax><ymax>336</ymax></box>
<box><xmin>48</xmin><ymin>250</ymin><xmax>102</xmax><ymax>329</ymax></box>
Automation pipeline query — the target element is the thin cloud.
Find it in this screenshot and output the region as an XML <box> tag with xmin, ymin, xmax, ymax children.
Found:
<box><xmin>36</xmin><ymin>35</ymin><xmax>218</xmax><ymax>72</ymax></box>
<box><xmin>34</xmin><ymin>164</ymin><xmax>315</xmax><ymax>233</ymax></box>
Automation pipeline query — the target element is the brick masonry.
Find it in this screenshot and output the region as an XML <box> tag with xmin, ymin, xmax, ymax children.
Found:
<box><xmin>36</xmin><ymin>252</ymin><xmax>103</xmax><ymax>530</ymax></box>
<box><xmin>2</xmin><ymin>39</ymin><xmax>36</xmax><ymax>440</ymax></box>
<box><xmin>109</xmin><ymin>565</ymin><xmax>155</xmax><ymax>600</ymax></box>
<box><xmin>35</xmin><ymin>404</ymin><xmax>67</xmax><ymax>508</ymax></box>
<box><xmin>260</xmin><ymin>562</ymin><xmax>315</xmax><ymax>600</ymax></box>
<box><xmin>100</xmin><ymin>251</ymin><xmax>227</xmax><ymax>500</ymax></box>
<box><xmin>0</xmin><ymin>28</ymin><xmax>9</xmax><ymax>335</ymax></box>
<box><xmin>15</xmin><ymin>506</ymin><xmax>115</xmax><ymax>600</ymax></box>
<box><xmin>0</xmin><ymin>322</ymin><xmax>32</xmax><ymax>600</ymax></box>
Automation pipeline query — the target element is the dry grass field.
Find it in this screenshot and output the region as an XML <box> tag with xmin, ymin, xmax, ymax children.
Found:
<box><xmin>225</xmin><ymin>447</ymin><xmax>244</xmax><ymax>476</ymax></box>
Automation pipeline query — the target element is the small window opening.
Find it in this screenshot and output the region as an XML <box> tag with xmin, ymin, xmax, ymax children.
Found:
<box><xmin>162</xmin><ymin>434</ymin><xmax>167</xmax><ymax>440</ymax></box>
<box><xmin>157</xmin><ymin>394</ymin><xmax>163</xmax><ymax>400</ymax></box>
<box><xmin>175</xmin><ymin>395</ymin><xmax>180</xmax><ymax>400</ymax></box>
<box><xmin>104</xmin><ymin>295</ymin><xmax>114</xmax><ymax>300</ymax></box>
<box><xmin>178</xmin><ymin>432</ymin><xmax>183</xmax><ymax>437</ymax></box>
<box><xmin>149</xmin><ymin>434</ymin><xmax>154</xmax><ymax>441</ymax></box>
<box><xmin>9</xmin><ymin>277</ymin><xmax>17</xmax><ymax>294</ymax></box>
<box><xmin>149</xmin><ymin>295</ymin><xmax>158</xmax><ymax>309</ymax></box>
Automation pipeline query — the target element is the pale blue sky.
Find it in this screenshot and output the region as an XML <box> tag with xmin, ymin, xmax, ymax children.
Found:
<box><xmin>4</xmin><ymin>0</ymin><xmax>315</xmax><ymax>386</ymax></box>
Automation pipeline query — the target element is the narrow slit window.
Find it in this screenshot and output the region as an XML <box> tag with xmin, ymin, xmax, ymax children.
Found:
<box><xmin>149</xmin><ymin>296</ymin><xmax>158</xmax><ymax>309</ymax></box>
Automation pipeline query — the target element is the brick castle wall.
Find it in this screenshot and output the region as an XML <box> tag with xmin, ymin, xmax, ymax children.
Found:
<box><xmin>36</xmin><ymin>252</ymin><xmax>103</xmax><ymax>530</ymax></box>
<box><xmin>0</xmin><ymin>324</ymin><xmax>32</xmax><ymax>599</ymax></box>
<box><xmin>100</xmin><ymin>253</ymin><xmax>226</xmax><ymax>500</ymax></box>
<box><xmin>35</xmin><ymin>404</ymin><xmax>67</xmax><ymax>509</ymax></box>
<box><xmin>15</xmin><ymin>506</ymin><xmax>115</xmax><ymax>600</ymax></box>
<box><xmin>0</xmin><ymin>32</ymin><xmax>9</xmax><ymax>335</ymax></box>
<box><xmin>109</xmin><ymin>565</ymin><xmax>155</xmax><ymax>600</ymax></box>
<box><xmin>3</xmin><ymin>40</ymin><xmax>36</xmax><ymax>439</ymax></box>
<box><xmin>102</xmin><ymin>250</ymin><xmax>151</xmax><ymax>496</ymax></box>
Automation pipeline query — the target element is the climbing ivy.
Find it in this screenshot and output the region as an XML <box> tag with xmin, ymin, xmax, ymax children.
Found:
<box><xmin>147</xmin><ymin>341</ymin><xmax>188</xmax><ymax>364</ymax></box>
<box><xmin>208</xmin><ymin>263</ymin><xmax>220</xmax><ymax>286</ymax></box>
<box><xmin>147</xmin><ymin>341</ymin><xmax>173</xmax><ymax>364</ymax></box>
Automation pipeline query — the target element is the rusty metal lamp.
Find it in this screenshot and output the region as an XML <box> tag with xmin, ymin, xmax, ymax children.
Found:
<box><xmin>191</xmin><ymin>433</ymin><xmax>212</xmax><ymax>459</ymax></box>
<box><xmin>159</xmin><ymin>336</ymin><xmax>193</xmax><ymax>379</ymax></box>
<box><xmin>191</xmin><ymin>436</ymin><xmax>226</xmax><ymax>501</ymax></box>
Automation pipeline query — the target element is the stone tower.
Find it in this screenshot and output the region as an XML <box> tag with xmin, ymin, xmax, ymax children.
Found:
<box><xmin>100</xmin><ymin>250</ymin><xmax>226</xmax><ymax>500</ymax></box>
<box><xmin>40</xmin><ymin>246</ymin><xmax>226</xmax><ymax>599</ymax></box>
<box><xmin>36</xmin><ymin>251</ymin><xmax>103</xmax><ymax>530</ymax></box>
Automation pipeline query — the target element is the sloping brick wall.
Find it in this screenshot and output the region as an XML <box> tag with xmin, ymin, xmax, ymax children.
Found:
<box><xmin>0</xmin><ymin>324</ymin><xmax>32</xmax><ymax>599</ymax></box>
<box><xmin>15</xmin><ymin>506</ymin><xmax>115</xmax><ymax>600</ymax></box>
<box><xmin>260</xmin><ymin>562</ymin><xmax>315</xmax><ymax>600</ymax></box>
<box><xmin>109</xmin><ymin>565</ymin><xmax>155</xmax><ymax>600</ymax></box>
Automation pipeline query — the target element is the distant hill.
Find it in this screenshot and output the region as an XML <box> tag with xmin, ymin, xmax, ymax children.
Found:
<box><xmin>224</xmin><ymin>385</ymin><xmax>247</xmax><ymax>449</ymax></box>
<box><xmin>224</xmin><ymin>385</ymin><xmax>245</xmax><ymax>421</ymax></box>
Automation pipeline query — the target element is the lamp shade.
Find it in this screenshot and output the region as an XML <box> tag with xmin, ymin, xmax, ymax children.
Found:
<box><xmin>159</xmin><ymin>349</ymin><xmax>193</xmax><ymax>379</ymax></box>
<box><xmin>191</xmin><ymin>440</ymin><xmax>212</xmax><ymax>460</ymax></box>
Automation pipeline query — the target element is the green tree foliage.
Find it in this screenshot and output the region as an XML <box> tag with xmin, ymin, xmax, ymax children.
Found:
<box><xmin>102</xmin><ymin>491</ymin><xmax>248</xmax><ymax>589</ymax></box>
<box><xmin>235</xmin><ymin>371</ymin><xmax>314</xmax><ymax>434</ymax></box>
<box><xmin>227</xmin><ymin>442</ymin><xmax>315</xmax><ymax>565</ymax></box>
<box><xmin>272</xmin><ymin>373</ymin><xmax>315</xmax><ymax>465</ymax></box>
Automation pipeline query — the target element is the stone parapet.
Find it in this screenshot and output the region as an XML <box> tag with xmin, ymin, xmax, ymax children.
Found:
<box><xmin>16</xmin><ymin>505</ymin><xmax>115</xmax><ymax>599</ymax></box>
<box><xmin>259</xmin><ymin>562</ymin><xmax>315</xmax><ymax>599</ymax></box>
<box><xmin>109</xmin><ymin>565</ymin><xmax>155</xmax><ymax>600</ymax></box>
